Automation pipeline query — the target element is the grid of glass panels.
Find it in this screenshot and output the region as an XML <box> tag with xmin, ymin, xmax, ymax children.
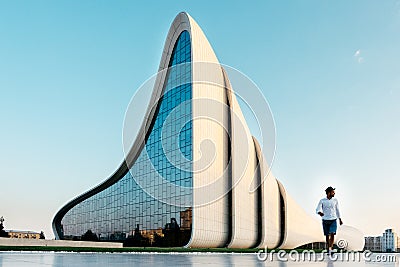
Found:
<box><xmin>60</xmin><ymin>31</ymin><xmax>192</xmax><ymax>243</ymax></box>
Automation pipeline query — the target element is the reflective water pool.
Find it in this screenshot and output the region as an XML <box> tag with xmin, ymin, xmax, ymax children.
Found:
<box><xmin>0</xmin><ymin>252</ymin><xmax>398</xmax><ymax>267</ymax></box>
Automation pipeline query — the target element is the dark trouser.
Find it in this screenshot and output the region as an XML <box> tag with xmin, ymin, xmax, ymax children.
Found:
<box><xmin>322</xmin><ymin>219</ymin><xmax>337</xmax><ymax>236</ymax></box>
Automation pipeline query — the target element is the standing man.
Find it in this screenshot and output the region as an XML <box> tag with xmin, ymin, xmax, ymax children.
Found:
<box><xmin>316</xmin><ymin>186</ymin><xmax>343</xmax><ymax>254</ymax></box>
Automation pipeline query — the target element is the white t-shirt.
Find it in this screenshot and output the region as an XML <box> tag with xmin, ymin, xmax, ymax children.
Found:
<box><xmin>316</xmin><ymin>197</ymin><xmax>341</xmax><ymax>220</ymax></box>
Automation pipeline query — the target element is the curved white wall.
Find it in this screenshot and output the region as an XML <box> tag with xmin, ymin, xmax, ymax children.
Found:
<box><xmin>278</xmin><ymin>183</ymin><xmax>324</xmax><ymax>249</ymax></box>
<box><xmin>225</xmin><ymin>71</ymin><xmax>258</xmax><ymax>248</ymax></box>
<box><xmin>181</xmin><ymin>13</ymin><xmax>230</xmax><ymax>248</ymax></box>
<box><xmin>253</xmin><ymin>137</ymin><xmax>281</xmax><ymax>249</ymax></box>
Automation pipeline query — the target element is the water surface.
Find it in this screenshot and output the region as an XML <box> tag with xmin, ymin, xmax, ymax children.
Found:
<box><xmin>0</xmin><ymin>252</ymin><xmax>397</xmax><ymax>267</ymax></box>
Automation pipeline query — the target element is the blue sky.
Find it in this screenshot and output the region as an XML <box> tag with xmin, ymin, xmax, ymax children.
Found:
<box><xmin>1</xmin><ymin>1</ymin><xmax>399</xmax><ymax>239</ymax></box>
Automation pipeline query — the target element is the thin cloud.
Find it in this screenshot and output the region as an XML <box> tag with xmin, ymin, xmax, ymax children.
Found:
<box><xmin>354</xmin><ymin>49</ymin><xmax>364</xmax><ymax>63</ymax></box>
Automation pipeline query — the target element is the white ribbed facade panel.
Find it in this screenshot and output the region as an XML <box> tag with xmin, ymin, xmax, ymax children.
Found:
<box><xmin>186</xmin><ymin>14</ymin><xmax>230</xmax><ymax>248</ymax></box>
<box><xmin>280</xmin><ymin>188</ymin><xmax>325</xmax><ymax>249</ymax></box>
<box><xmin>253</xmin><ymin>137</ymin><xmax>281</xmax><ymax>248</ymax></box>
<box><xmin>225</xmin><ymin>76</ymin><xmax>258</xmax><ymax>248</ymax></box>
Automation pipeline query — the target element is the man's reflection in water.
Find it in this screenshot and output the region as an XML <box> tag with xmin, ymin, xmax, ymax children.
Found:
<box><xmin>327</xmin><ymin>257</ymin><xmax>334</xmax><ymax>267</ymax></box>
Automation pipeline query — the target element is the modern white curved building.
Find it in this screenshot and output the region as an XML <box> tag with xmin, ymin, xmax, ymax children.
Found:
<box><xmin>52</xmin><ymin>12</ymin><xmax>364</xmax><ymax>250</ymax></box>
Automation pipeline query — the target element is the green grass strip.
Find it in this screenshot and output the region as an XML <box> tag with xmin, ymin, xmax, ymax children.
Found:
<box><xmin>0</xmin><ymin>246</ymin><xmax>323</xmax><ymax>253</ymax></box>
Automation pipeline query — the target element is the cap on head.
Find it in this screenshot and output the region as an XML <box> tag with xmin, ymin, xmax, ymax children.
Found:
<box><xmin>325</xmin><ymin>186</ymin><xmax>335</xmax><ymax>193</ymax></box>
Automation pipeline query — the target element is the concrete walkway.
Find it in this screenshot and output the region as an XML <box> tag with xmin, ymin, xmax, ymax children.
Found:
<box><xmin>0</xmin><ymin>237</ymin><xmax>122</xmax><ymax>248</ymax></box>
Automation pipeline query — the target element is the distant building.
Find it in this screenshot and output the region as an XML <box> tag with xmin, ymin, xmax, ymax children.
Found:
<box><xmin>398</xmin><ymin>237</ymin><xmax>400</xmax><ymax>252</ymax></box>
<box><xmin>180</xmin><ymin>207</ymin><xmax>192</xmax><ymax>230</ymax></box>
<box><xmin>382</xmin><ymin>229</ymin><xmax>398</xmax><ymax>252</ymax></box>
<box><xmin>364</xmin><ymin>236</ymin><xmax>382</xmax><ymax>252</ymax></box>
<box><xmin>7</xmin><ymin>230</ymin><xmax>40</xmax><ymax>239</ymax></box>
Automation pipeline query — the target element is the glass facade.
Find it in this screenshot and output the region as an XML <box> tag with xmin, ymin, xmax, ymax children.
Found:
<box><xmin>60</xmin><ymin>31</ymin><xmax>193</xmax><ymax>246</ymax></box>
